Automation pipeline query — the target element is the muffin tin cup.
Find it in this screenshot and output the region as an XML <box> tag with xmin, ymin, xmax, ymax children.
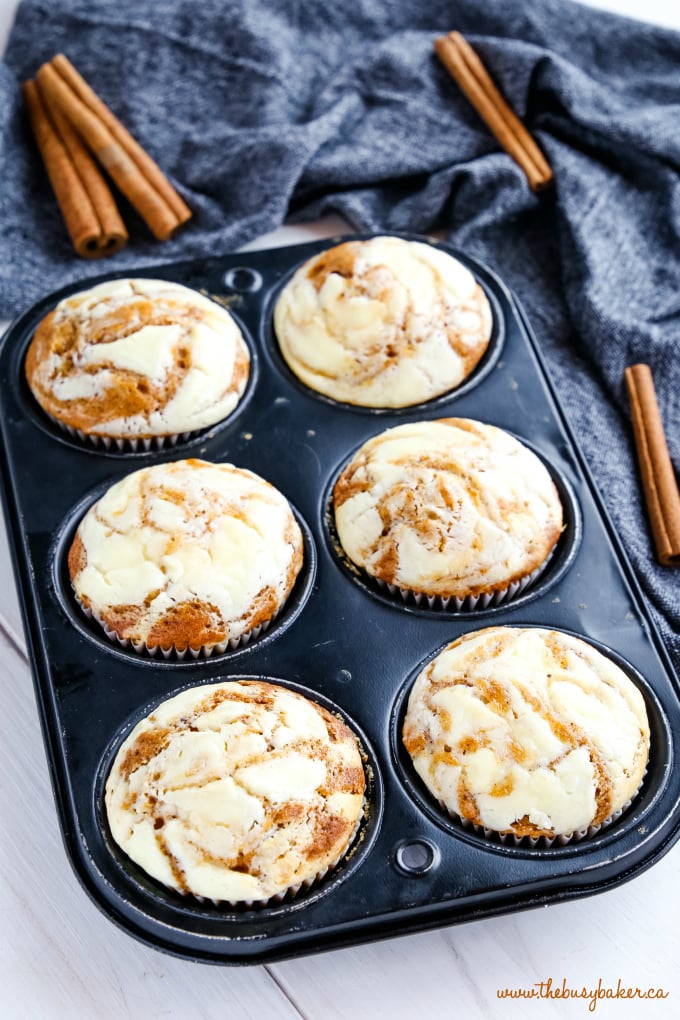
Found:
<box><xmin>17</xmin><ymin>302</ymin><xmax>260</xmax><ymax>459</ymax></box>
<box><xmin>322</xmin><ymin>433</ymin><xmax>581</xmax><ymax>617</ymax></box>
<box><xmin>51</xmin><ymin>482</ymin><xmax>317</xmax><ymax>667</ymax></box>
<box><xmin>1</xmin><ymin>233</ymin><xmax>679</xmax><ymax>963</ymax></box>
<box><xmin>390</xmin><ymin>626</ymin><xmax>668</xmax><ymax>856</ymax></box>
<box><xmin>95</xmin><ymin>675</ymin><xmax>383</xmax><ymax>917</ymax></box>
<box><xmin>263</xmin><ymin>249</ymin><xmax>506</xmax><ymax>416</ymax></box>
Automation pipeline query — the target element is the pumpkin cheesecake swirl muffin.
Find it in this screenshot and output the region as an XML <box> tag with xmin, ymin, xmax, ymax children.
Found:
<box><xmin>25</xmin><ymin>278</ymin><xmax>250</xmax><ymax>446</ymax></box>
<box><xmin>68</xmin><ymin>459</ymin><xmax>304</xmax><ymax>656</ymax></box>
<box><xmin>333</xmin><ymin>418</ymin><xmax>563</xmax><ymax>607</ymax></box>
<box><xmin>105</xmin><ymin>680</ymin><xmax>367</xmax><ymax>903</ymax></box>
<box><xmin>403</xmin><ymin>627</ymin><xmax>650</xmax><ymax>842</ymax></box>
<box><xmin>274</xmin><ymin>236</ymin><xmax>493</xmax><ymax>408</ymax></box>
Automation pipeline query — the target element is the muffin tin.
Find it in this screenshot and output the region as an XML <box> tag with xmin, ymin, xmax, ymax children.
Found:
<box><xmin>0</xmin><ymin>232</ymin><xmax>678</xmax><ymax>964</ymax></box>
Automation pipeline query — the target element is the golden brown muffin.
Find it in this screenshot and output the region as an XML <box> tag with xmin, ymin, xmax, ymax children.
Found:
<box><xmin>333</xmin><ymin>418</ymin><xmax>563</xmax><ymax>605</ymax></box>
<box><xmin>68</xmin><ymin>459</ymin><xmax>303</xmax><ymax>655</ymax></box>
<box><xmin>105</xmin><ymin>680</ymin><xmax>366</xmax><ymax>903</ymax></box>
<box><xmin>403</xmin><ymin>627</ymin><xmax>650</xmax><ymax>840</ymax></box>
<box><xmin>25</xmin><ymin>278</ymin><xmax>250</xmax><ymax>444</ymax></box>
<box><xmin>274</xmin><ymin>236</ymin><xmax>492</xmax><ymax>408</ymax></box>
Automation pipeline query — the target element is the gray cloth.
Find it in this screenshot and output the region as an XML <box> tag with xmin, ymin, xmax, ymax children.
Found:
<box><xmin>1</xmin><ymin>0</ymin><xmax>678</xmax><ymax>668</ymax></box>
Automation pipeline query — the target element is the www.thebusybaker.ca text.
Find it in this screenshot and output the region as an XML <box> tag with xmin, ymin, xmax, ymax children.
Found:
<box><xmin>497</xmin><ymin>976</ymin><xmax>669</xmax><ymax>1012</ymax></box>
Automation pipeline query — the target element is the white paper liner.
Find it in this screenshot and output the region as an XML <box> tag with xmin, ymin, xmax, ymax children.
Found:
<box><xmin>436</xmin><ymin>765</ymin><xmax>647</xmax><ymax>848</ymax></box>
<box><xmin>59</xmin><ymin>420</ymin><xmax>197</xmax><ymax>451</ymax></box>
<box><xmin>77</xmin><ymin>598</ymin><xmax>280</xmax><ymax>659</ymax></box>
<box><xmin>375</xmin><ymin>558</ymin><xmax>548</xmax><ymax>612</ymax></box>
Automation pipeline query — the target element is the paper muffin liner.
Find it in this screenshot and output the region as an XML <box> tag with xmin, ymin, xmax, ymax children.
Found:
<box><xmin>436</xmin><ymin>766</ymin><xmax>647</xmax><ymax>849</ymax></box>
<box><xmin>77</xmin><ymin>596</ymin><xmax>280</xmax><ymax>659</ymax></box>
<box><xmin>374</xmin><ymin>557</ymin><xmax>549</xmax><ymax>612</ymax></box>
<box><xmin>58</xmin><ymin>420</ymin><xmax>201</xmax><ymax>452</ymax></box>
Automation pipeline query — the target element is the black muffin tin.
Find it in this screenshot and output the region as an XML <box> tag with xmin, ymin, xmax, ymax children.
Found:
<box><xmin>0</xmin><ymin>233</ymin><xmax>678</xmax><ymax>964</ymax></box>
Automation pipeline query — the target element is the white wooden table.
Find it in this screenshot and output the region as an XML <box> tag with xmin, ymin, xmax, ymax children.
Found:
<box><xmin>1</xmin><ymin>2</ymin><xmax>679</xmax><ymax>1017</ymax></box>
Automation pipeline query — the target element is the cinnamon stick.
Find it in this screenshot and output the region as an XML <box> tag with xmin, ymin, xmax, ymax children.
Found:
<box><xmin>625</xmin><ymin>363</ymin><xmax>680</xmax><ymax>567</ymax></box>
<box><xmin>22</xmin><ymin>79</ymin><xmax>128</xmax><ymax>258</ymax></box>
<box><xmin>434</xmin><ymin>31</ymin><xmax>554</xmax><ymax>193</ymax></box>
<box><xmin>35</xmin><ymin>55</ymin><xmax>192</xmax><ymax>241</ymax></box>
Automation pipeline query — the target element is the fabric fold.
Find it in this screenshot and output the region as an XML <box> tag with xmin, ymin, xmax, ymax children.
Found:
<box><xmin>1</xmin><ymin>0</ymin><xmax>678</xmax><ymax>665</ymax></box>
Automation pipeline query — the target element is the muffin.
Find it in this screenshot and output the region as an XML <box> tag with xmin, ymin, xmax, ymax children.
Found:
<box><xmin>332</xmin><ymin>418</ymin><xmax>563</xmax><ymax>607</ymax></box>
<box><xmin>105</xmin><ymin>679</ymin><xmax>367</xmax><ymax>904</ymax></box>
<box><xmin>25</xmin><ymin>278</ymin><xmax>250</xmax><ymax>446</ymax></box>
<box><xmin>273</xmin><ymin>236</ymin><xmax>492</xmax><ymax>408</ymax></box>
<box><xmin>68</xmin><ymin>459</ymin><xmax>304</xmax><ymax>656</ymax></box>
<box><xmin>403</xmin><ymin>627</ymin><xmax>650</xmax><ymax>842</ymax></box>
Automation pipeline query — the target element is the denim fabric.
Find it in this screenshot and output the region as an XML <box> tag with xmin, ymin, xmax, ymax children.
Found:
<box><xmin>1</xmin><ymin>0</ymin><xmax>678</xmax><ymax>666</ymax></box>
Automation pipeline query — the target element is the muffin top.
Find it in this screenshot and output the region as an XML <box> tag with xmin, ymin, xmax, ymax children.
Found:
<box><xmin>25</xmin><ymin>278</ymin><xmax>250</xmax><ymax>439</ymax></box>
<box><xmin>333</xmin><ymin>418</ymin><xmax>563</xmax><ymax>599</ymax></box>
<box><xmin>273</xmin><ymin>236</ymin><xmax>492</xmax><ymax>408</ymax></box>
<box><xmin>105</xmin><ymin>680</ymin><xmax>366</xmax><ymax>903</ymax></box>
<box><xmin>68</xmin><ymin>459</ymin><xmax>303</xmax><ymax>652</ymax></box>
<box><xmin>403</xmin><ymin>627</ymin><xmax>650</xmax><ymax>839</ymax></box>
